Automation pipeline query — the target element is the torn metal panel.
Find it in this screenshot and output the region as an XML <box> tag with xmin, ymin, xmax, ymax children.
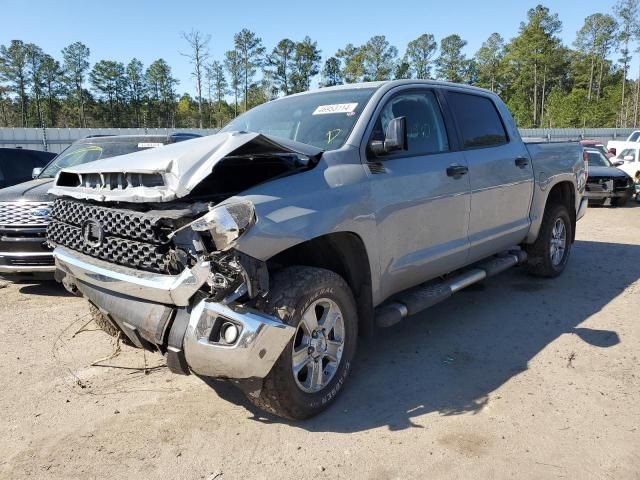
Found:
<box><xmin>48</xmin><ymin>131</ymin><xmax>323</xmax><ymax>203</ymax></box>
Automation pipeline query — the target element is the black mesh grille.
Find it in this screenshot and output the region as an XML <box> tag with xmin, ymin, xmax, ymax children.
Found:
<box><xmin>48</xmin><ymin>199</ymin><xmax>170</xmax><ymax>273</ymax></box>
<box><xmin>50</xmin><ymin>199</ymin><xmax>163</xmax><ymax>242</ymax></box>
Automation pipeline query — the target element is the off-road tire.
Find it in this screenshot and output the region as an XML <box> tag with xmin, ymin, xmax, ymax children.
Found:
<box><xmin>611</xmin><ymin>195</ymin><xmax>628</xmax><ymax>207</ymax></box>
<box><xmin>88</xmin><ymin>302</ymin><xmax>132</xmax><ymax>345</ymax></box>
<box><xmin>247</xmin><ymin>266</ymin><xmax>358</xmax><ymax>420</ymax></box>
<box><xmin>523</xmin><ymin>203</ymin><xmax>572</xmax><ymax>278</ymax></box>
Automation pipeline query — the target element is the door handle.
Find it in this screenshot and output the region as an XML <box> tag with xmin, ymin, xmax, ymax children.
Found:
<box><xmin>446</xmin><ymin>164</ymin><xmax>469</xmax><ymax>178</ymax></box>
<box><xmin>515</xmin><ymin>157</ymin><xmax>529</xmax><ymax>168</ymax></box>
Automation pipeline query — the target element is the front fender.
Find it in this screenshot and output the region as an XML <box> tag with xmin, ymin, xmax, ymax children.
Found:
<box><xmin>232</xmin><ymin>157</ymin><xmax>381</xmax><ymax>302</ymax></box>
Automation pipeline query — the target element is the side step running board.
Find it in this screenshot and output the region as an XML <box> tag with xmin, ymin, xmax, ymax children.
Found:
<box><xmin>375</xmin><ymin>249</ymin><xmax>527</xmax><ymax>328</ymax></box>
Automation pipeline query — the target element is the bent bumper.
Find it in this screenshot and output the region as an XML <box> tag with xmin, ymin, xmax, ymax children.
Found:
<box><xmin>183</xmin><ymin>300</ymin><xmax>295</xmax><ymax>378</ymax></box>
<box><xmin>576</xmin><ymin>196</ymin><xmax>588</xmax><ymax>221</ymax></box>
<box><xmin>585</xmin><ymin>190</ymin><xmax>632</xmax><ymax>200</ymax></box>
<box><xmin>53</xmin><ymin>246</ymin><xmax>210</xmax><ymax>306</ymax></box>
<box><xmin>53</xmin><ymin>246</ymin><xmax>295</xmax><ymax>379</ymax></box>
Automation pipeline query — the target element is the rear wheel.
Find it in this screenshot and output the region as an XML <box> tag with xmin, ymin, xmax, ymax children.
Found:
<box><xmin>247</xmin><ymin>266</ymin><xmax>358</xmax><ymax>420</ymax></box>
<box><xmin>524</xmin><ymin>203</ymin><xmax>572</xmax><ymax>277</ymax></box>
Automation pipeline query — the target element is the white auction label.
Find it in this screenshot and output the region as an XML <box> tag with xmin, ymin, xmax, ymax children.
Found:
<box><xmin>312</xmin><ymin>103</ymin><xmax>358</xmax><ymax>115</ymax></box>
<box><xmin>138</xmin><ymin>142</ymin><xmax>164</xmax><ymax>148</ymax></box>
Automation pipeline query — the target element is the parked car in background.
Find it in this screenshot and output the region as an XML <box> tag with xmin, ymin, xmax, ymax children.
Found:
<box><xmin>607</xmin><ymin>130</ymin><xmax>640</xmax><ymax>156</ymax></box>
<box><xmin>47</xmin><ymin>79</ymin><xmax>585</xmax><ymax>419</ymax></box>
<box><xmin>0</xmin><ymin>133</ymin><xmax>200</xmax><ymax>275</ymax></box>
<box><xmin>580</xmin><ymin>140</ymin><xmax>613</xmax><ymax>158</ymax></box>
<box><xmin>0</xmin><ymin>148</ymin><xmax>56</xmax><ymax>189</ymax></box>
<box><xmin>613</xmin><ymin>146</ymin><xmax>640</xmax><ymax>179</ymax></box>
<box><xmin>584</xmin><ymin>147</ymin><xmax>634</xmax><ymax>206</ymax></box>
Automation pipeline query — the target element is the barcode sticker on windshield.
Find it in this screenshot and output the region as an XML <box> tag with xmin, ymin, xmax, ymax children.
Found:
<box><xmin>138</xmin><ymin>142</ymin><xmax>164</xmax><ymax>148</ymax></box>
<box><xmin>312</xmin><ymin>103</ymin><xmax>358</xmax><ymax>115</ymax></box>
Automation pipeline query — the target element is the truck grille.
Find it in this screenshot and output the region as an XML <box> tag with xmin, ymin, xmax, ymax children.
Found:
<box><xmin>0</xmin><ymin>202</ymin><xmax>52</xmax><ymax>226</ymax></box>
<box><xmin>48</xmin><ymin>199</ymin><xmax>171</xmax><ymax>273</ymax></box>
<box><xmin>588</xmin><ymin>176</ymin><xmax>631</xmax><ymax>191</ymax></box>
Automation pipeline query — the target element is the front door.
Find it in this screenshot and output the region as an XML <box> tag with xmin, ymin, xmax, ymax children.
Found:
<box><xmin>364</xmin><ymin>89</ymin><xmax>471</xmax><ymax>300</ymax></box>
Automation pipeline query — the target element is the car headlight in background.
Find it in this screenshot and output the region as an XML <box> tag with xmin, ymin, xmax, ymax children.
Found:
<box><xmin>190</xmin><ymin>199</ymin><xmax>256</xmax><ymax>251</ymax></box>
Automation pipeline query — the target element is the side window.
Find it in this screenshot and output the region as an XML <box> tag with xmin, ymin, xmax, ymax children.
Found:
<box><xmin>448</xmin><ymin>92</ymin><xmax>508</xmax><ymax>149</ymax></box>
<box><xmin>4</xmin><ymin>151</ymin><xmax>32</xmax><ymax>183</ymax></box>
<box><xmin>370</xmin><ymin>91</ymin><xmax>449</xmax><ymax>157</ymax></box>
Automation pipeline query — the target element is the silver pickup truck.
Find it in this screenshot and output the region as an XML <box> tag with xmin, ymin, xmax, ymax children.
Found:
<box><xmin>47</xmin><ymin>80</ymin><xmax>587</xmax><ymax>419</ymax></box>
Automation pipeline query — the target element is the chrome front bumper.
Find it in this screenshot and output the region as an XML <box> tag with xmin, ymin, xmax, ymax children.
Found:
<box><xmin>576</xmin><ymin>196</ymin><xmax>588</xmax><ymax>221</ymax></box>
<box><xmin>0</xmin><ymin>252</ymin><xmax>55</xmax><ymax>273</ymax></box>
<box><xmin>53</xmin><ymin>246</ymin><xmax>295</xmax><ymax>379</ymax></box>
<box><xmin>184</xmin><ymin>300</ymin><xmax>295</xmax><ymax>378</ymax></box>
<box><xmin>53</xmin><ymin>246</ymin><xmax>210</xmax><ymax>306</ymax></box>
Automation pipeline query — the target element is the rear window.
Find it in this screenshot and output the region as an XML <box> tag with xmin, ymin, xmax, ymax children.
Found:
<box><xmin>448</xmin><ymin>92</ymin><xmax>508</xmax><ymax>149</ymax></box>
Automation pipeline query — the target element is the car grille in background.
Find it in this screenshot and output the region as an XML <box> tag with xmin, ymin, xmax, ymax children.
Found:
<box><xmin>47</xmin><ymin>198</ymin><xmax>171</xmax><ymax>273</ymax></box>
<box><xmin>587</xmin><ymin>176</ymin><xmax>632</xmax><ymax>191</ymax></box>
<box><xmin>0</xmin><ymin>202</ymin><xmax>52</xmax><ymax>226</ymax></box>
<box><xmin>6</xmin><ymin>256</ymin><xmax>55</xmax><ymax>267</ymax></box>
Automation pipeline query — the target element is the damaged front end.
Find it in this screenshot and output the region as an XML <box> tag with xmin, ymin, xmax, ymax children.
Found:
<box><xmin>47</xmin><ymin>132</ymin><xmax>318</xmax><ymax>379</ymax></box>
<box><xmin>50</xmin><ymin>196</ymin><xmax>295</xmax><ymax>379</ymax></box>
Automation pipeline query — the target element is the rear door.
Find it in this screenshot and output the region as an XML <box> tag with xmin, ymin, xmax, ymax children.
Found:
<box><xmin>363</xmin><ymin>87</ymin><xmax>471</xmax><ymax>299</ymax></box>
<box><xmin>446</xmin><ymin>91</ymin><xmax>534</xmax><ymax>262</ymax></box>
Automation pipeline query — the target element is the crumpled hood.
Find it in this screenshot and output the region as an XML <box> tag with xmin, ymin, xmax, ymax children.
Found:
<box><xmin>587</xmin><ymin>166</ymin><xmax>631</xmax><ymax>178</ymax></box>
<box><xmin>0</xmin><ymin>178</ymin><xmax>54</xmax><ymax>202</ymax></box>
<box><xmin>48</xmin><ymin>131</ymin><xmax>322</xmax><ymax>203</ymax></box>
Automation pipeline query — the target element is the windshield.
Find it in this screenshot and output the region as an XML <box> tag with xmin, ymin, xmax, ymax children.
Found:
<box><xmin>39</xmin><ymin>140</ymin><xmax>163</xmax><ymax>178</ymax></box>
<box><xmin>586</xmin><ymin>150</ymin><xmax>611</xmax><ymax>167</ymax></box>
<box><xmin>618</xmin><ymin>148</ymin><xmax>638</xmax><ymax>162</ymax></box>
<box><xmin>220</xmin><ymin>88</ymin><xmax>377</xmax><ymax>150</ymax></box>
<box><xmin>629</xmin><ymin>131</ymin><xmax>640</xmax><ymax>142</ymax></box>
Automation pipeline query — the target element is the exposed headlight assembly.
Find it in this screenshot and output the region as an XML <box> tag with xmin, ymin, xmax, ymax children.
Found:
<box><xmin>190</xmin><ymin>199</ymin><xmax>255</xmax><ymax>251</ymax></box>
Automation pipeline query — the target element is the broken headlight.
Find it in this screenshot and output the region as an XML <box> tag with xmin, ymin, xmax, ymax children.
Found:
<box><xmin>190</xmin><ymin>199</ymin><xmax>255</xmax><ymax>251</ymax></box>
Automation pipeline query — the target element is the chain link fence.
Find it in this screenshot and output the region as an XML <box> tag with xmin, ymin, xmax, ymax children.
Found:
<box><xmin>1</xmin><ymin>127</ymin><xmax>638</xmax><ymax>153</ymax></box>
<box><xmin>0</xmin><ymin>128</ymin><xmax>219</xmax><ymax>153</ymax></box>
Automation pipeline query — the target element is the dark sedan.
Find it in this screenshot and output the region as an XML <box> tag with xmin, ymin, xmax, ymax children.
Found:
<box><xmin>0</xmin><ymin>148</ymin><xmax>56</xmax><ymax>189</ymax></box>
<box><xmin>0</xmin><ymin>133</ymin><xmax>200</xmax><ymax>275</ymax></box>
<box><xmin>584</xmin><ymin>148</ymin><xmax>635</xmax><ymax>207</ymax></box>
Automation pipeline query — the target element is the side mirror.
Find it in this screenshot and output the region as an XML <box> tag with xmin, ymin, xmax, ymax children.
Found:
<box><xmin>609</xmin><ymin>148</ymin><xmax>617</xmax><ymax>155</ymax></box>
<box><xmin>32</xmin><ymin>167</ymin><xmax>43</xmax><ymax>178</ymax></box>
<box><xmin>614</xmin><ymin>160</ymin><xmax>624</xmax><ymax>167</ymax></box>
<box><xmin>369</xmin><ymin>117</ymin><xmax>407</xmax><ymax>157</ymax></box>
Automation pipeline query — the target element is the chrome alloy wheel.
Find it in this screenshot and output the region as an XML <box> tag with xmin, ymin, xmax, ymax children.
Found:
<box><xmin>549</xmin><ymin>217</ymin><xmax>567</xmax><ymax>266</ymax></box>
<box><xmin>291</xmin><ymin>298</ymin><xmax>345</xmax><ymax>393</ymax></box>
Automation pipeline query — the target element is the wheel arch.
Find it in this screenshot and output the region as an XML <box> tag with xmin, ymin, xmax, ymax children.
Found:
<box><xmin>525</xmin><ymin>179</ymin><xmax>577</xmax><ymax>244</ymax></box>
<box><xmin>266</xmin><ymin>232</ymin><xmax>375</xmax><ymax>337</ymax></box>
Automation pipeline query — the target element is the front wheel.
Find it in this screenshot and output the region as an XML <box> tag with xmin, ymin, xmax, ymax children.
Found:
<box><xmin>611</xmin><ymin>195</ymin><xmax>629</xmax><ymax>207</ymax></box>
<box><xmin>247</xmin><ymin>266</ymin><xmax>358</xmax><ymax>419</ymax></box>
<box><xmin>523</xmin><ymin>203</ymin><xmax>573</xmax><ymax>277</ymax></box>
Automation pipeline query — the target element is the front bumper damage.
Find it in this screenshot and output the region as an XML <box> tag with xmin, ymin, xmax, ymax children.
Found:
<box><xmin>53</xmin><ymin>246</ymin><xmax>295</xmax><ymax>379</ymax></box>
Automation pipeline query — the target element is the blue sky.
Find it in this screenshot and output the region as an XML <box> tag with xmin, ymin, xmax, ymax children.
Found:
<box><xmin>0</xmin><ymin>0</ymin><xmax>631</xmax><ymax>95</ymax></box>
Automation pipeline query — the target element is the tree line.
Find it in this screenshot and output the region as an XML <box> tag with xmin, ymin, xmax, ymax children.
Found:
<box><xmin>1</xmin><ymin>1</ymin><xmax>639</xmax><ymax>130</ymax></box>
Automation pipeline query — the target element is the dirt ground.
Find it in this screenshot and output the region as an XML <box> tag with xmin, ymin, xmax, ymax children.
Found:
<box><xmin>1</xmin><ymin>203</ymin><xmax>639</xmax><ymax>480</ymax></box>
